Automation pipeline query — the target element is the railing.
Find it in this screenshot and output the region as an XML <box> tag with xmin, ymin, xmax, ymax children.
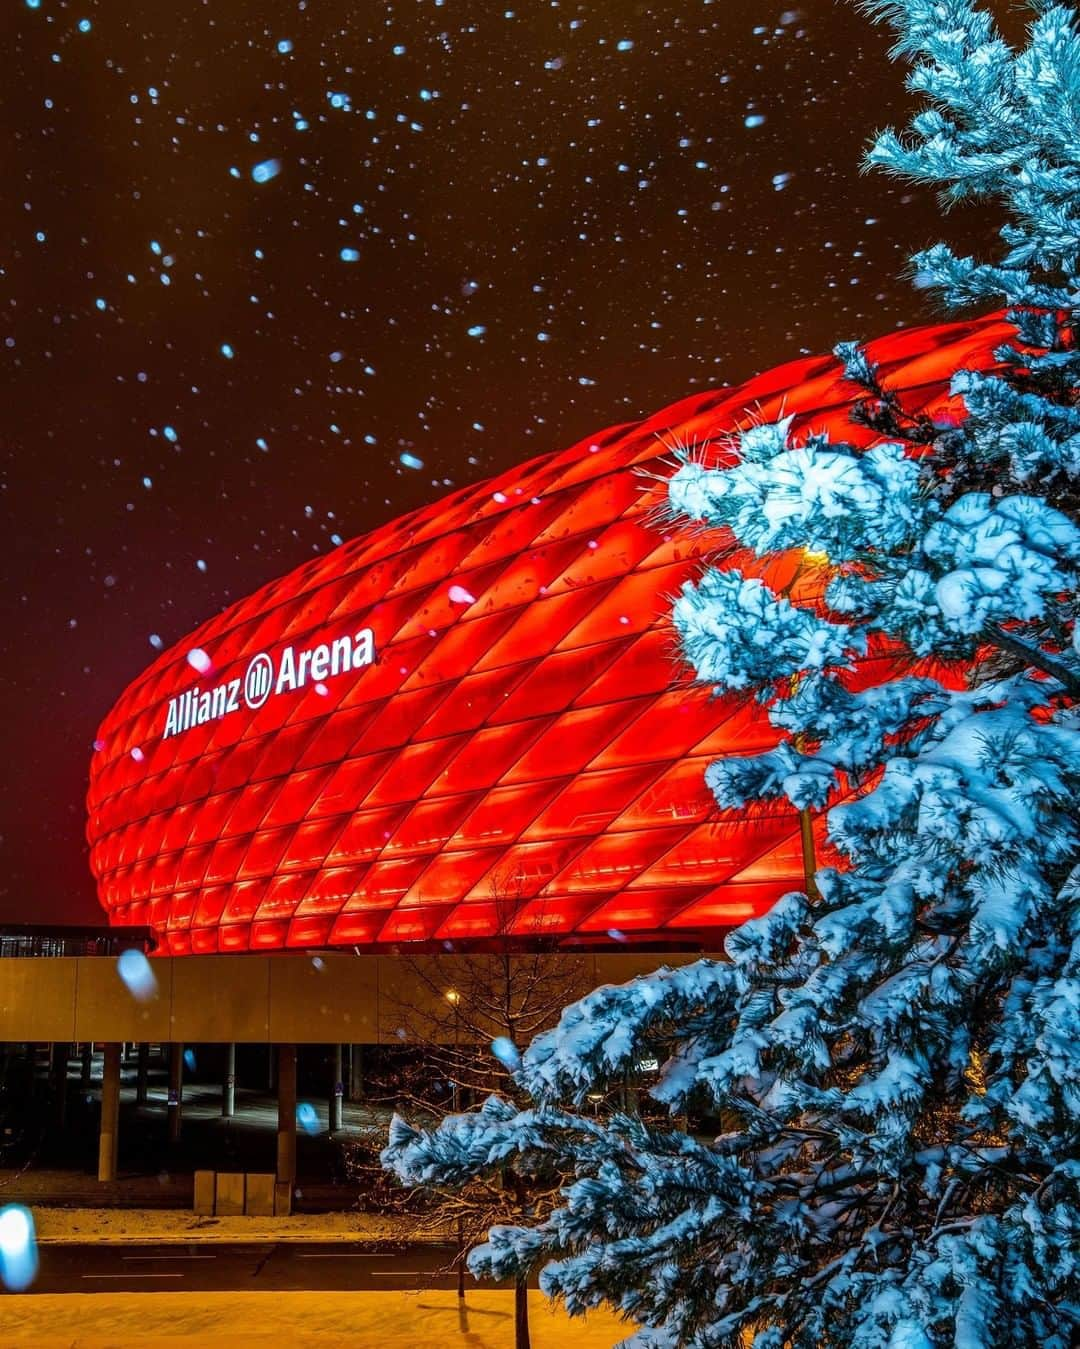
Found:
<box><xmin>0</xmin><ymin>926</ymin><xmax>156</xmax><ymax>958</ymax></box>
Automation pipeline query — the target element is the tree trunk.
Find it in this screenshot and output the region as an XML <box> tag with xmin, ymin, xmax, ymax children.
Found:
<box><xmin>515</xmin><ymin>1273</ymin><xmax>531</xmax><ymax>1349</ymax></box>
<box><xmin>457</xmin><ymin>1214</ymin><xmax>465</xmax><ymax>1299</ymax></box>
<box><xmin>983</xmin><ymin>620</ymin><xmax>1080</xmax><ymax>697</ymax></box>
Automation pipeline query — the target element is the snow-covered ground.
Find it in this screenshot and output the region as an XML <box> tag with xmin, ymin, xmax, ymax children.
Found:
<box><xmin>4</xmin><ymin>1289</ymin><xmax>632</xmax><ymax>1346</ymax></box>
<box><xmin>32</xmin><ymin>1206</ymin><xmax>432</xmax><ymax>1245</ymax></box>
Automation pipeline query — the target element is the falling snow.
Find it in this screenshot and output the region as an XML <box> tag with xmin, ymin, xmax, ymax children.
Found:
<box><xmin>252</xmin><ymin>158</ymin><xmax>282</xmax><ymax>183</ymax></box>
<box><xmin>3</xmin><ymin>0</ymin><xmax>1002</xmax><ymax>921</ymax></box>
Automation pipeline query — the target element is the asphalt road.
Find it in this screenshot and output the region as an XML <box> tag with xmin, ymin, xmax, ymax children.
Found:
<box><xmin>19</xmin><ymin>1242</ymin><xmax>528</xmax><ymax>1295</ymax></box>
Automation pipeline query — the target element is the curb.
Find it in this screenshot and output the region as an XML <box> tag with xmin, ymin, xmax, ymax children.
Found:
<box><xmin>29</xmin><ymin>1213</ymin><xmax>452</xmax><ymax>1247</ymax></box>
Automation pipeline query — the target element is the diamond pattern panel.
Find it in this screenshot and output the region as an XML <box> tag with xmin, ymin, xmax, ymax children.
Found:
<box><xmin>86</xmin><ymin>312</ymin><xmax>1014</xmax><ymax>953</ymax></box>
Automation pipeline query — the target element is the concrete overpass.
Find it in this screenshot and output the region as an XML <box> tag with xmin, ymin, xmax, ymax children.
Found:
<box><xmin>0</xmin><ymin>950</ymin><xmax>707</xmax><ymax>1191</ymax></box>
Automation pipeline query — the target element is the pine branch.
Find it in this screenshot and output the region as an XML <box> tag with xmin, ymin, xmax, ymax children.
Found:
<box><xmin>982</xmin><ymin>620</ymin><xmax>1080</xmax><ymax>695</ymax></box>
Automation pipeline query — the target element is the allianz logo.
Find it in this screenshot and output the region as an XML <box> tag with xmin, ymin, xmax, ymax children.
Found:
<box><xmin>162</xmin><ymin>627</ymin><xmax>376</xmax><ymax>739</ymax></box>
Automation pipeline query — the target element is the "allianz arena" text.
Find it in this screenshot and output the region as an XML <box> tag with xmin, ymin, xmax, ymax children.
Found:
<box><xmin>161</xmin><ymin>627</ymin><xmax>377</xmax><ymax>740</ymax></box>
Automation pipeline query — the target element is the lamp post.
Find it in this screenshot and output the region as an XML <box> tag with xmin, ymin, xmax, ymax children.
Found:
<box><xmin>445</xmin><ymin>988</ymin><xmax>465</xmax><ymax>1300</ymax></box>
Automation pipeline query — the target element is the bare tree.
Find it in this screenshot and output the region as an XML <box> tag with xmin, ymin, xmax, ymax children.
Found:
<box><xmin>363</xmin><ymin>878</ymin><xmax>596</xmax><ymax>1348</ymax></box>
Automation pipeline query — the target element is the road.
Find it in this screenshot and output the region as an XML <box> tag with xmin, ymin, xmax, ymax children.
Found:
<box><xmin>20</xmin><ymin>1242</ymin><xmax>531</xmax><ymax>1295</ymax></box>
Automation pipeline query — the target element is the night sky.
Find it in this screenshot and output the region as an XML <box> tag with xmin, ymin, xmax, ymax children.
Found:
<box><xmin>1</xmin><ymin>0</ymin><xmax>1006</xmax><ymax>925</ymax></box>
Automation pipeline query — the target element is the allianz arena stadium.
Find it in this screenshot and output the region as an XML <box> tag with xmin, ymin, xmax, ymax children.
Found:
<box><xmin>85</xmin><ymin>311</ymin><xmax>1014</xmax><ymax>955</ymax></box>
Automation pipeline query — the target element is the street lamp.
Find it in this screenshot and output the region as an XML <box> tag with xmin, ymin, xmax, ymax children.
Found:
<box><xmin>445</xmin><ymin>990</ymin><xmax>461</xmax><ymax>1109</ymax></box>
<box><xmin>445</xmin><ymin>988</ymin><xmax>465</xmax><ymax>1299</ymax></box>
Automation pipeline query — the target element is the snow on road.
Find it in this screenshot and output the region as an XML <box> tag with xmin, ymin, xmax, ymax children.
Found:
<box><xmin>4</xmin><ymin>1288</ymin><xmax>633</xmax><ymax>1347</ymax></box>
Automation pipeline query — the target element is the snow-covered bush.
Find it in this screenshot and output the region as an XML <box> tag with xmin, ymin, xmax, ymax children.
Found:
<box><xmin>383</xmin><ymin>4</ymin><xmax>1080</xmax><ymax>1344</ymax></box>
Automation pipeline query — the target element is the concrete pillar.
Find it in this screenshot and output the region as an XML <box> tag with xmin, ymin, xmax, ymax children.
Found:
<box><xmin>276</xmin><ymin>1044</ymin><xmax>297</xmax><ymax>1186</ymax></box>
<box><xmin>97</xmin><ymin>1042</ymin><xmax>121</xmax><ymax>1182</ymax></box>
<box><xmin>348</xmin><ymin>1043</ymin><xmax>365</xmax><ymax>1102</ymax></box>
<box><xmin>136</xmin><ymin>1042</ymin><xmax>150</xmax><ymax>1106</ymax></box>
<box><xmin>168</xmin><ymin>1042</ymin><xmax>184</xmax><ymax>1144</ymax></box>
<box><xmin>48</xmin><ymin>1043</ymin><xmax>68</xmax><ymax>1129</ymax></box>
<box><xmin>80</xmin><ymin>1042</ymin><xmax>93</xmax><ymax>1089</ymax></box>
<box><xmin>223</xmin><ymin>1042</ymin><xmax>236</xmax><ymax>1118</ymax></box>
<box><xmin>329</xmin><ymin>1044</ymin><xmax>343</xmax><ymax>1133</ymax></box>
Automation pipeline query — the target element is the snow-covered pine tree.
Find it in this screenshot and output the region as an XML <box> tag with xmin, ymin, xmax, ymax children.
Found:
<box><xmin>382</xmin><ymin>3</ymin><xmax>1080</xmax><ymax>1344</ymax></box>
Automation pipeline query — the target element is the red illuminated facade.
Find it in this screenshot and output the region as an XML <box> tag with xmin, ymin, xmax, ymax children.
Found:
<box><xmin>86</xmin><ymin>313</ymin><xmax>1014</xmax><ymax>954</ymax></box>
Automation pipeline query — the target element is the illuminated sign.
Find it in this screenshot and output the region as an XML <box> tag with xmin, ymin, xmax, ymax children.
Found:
<box><xmin>162</xmin><ymin>627</ymin><xmax>376</xmax><ymax>739</ymax></box>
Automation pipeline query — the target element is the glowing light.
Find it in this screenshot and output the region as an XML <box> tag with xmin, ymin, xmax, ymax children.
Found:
<box><xmin>0</xmin><ymin>1206</ymin><xmax>38</xmax><ymax>1291</ymax></box>
<box><xmin>339</xmin><ymin>247</ymin><xmax>360</xmax><ymax>263</ymax></box>
<box><xmin>297</xmin><ymin>1102</ymin><xmax>320</xmax><ymax>1134</ymax></box>
<box><xmin>117</xmin><ymin>949</ymin><xmax>157</xmax><ymax>1002</ymax></box>
<box><xmin>220</xmin><ymin>342</ymin><xmax>234</xmax><ymax>359</ymax></box>
<box><xmin>448</xmin><ymin>585</ymin><xmax>476</xmax><ymax>605</ymax></box>
<box><xmin>162</xmin><ymin>425</ymin><xmax>178</xmax><ymax>443</ymax></box>
<box><xmin>78</xmin><ymin>18</ymin><xmax>91</xmax><ymax>32</ymax></box>
<box><xmin>87</xmin><ymin>313</ymin><xmax>1009</xmax><ymax>956</ymax></box>
<box><xmin>467</xmin><ymin>324</ymin><xmax>486</xmax><ymax>337</ymax></box>
<box><xmin>277</xmin><ymin>39</ymin><xmax>293</xmax><ymax>54</ymax></box>
<box><xmin>186</xmin><ymin>647</ymin><xmax>212</xmax><ymax>674</ymax></box>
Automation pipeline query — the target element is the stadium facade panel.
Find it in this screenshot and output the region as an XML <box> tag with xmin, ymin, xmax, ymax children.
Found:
<box><xmin>86</xmin><ymin>313</ymin><xmax>1011</xmax><ymax>954</ymax></box>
